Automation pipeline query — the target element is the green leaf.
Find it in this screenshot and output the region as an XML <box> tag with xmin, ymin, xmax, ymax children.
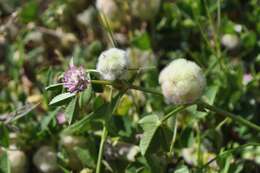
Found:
<box><xmin>79</xmin><ymin>86</ymin><xmax>92</xmax><ymax>108</ymax></box>
<box><xmin>139</xmin><ymin>114</ymin><xmax>161</xmax><ymax>155</ymax></box>
<box><xmin>41</xmin><ymin>108</ymin><xmax>60</xmax><ymax>130</ymax></box>
<box><xmin>49</xmin><ymin>92</ymin><xmax>76</xmax><ymax>106</ymax></box>
<box><xmin>174</xmin><ymin>165</ymin><xmax>190</xmax><ymax>173</ymax></box>
<box><xmin>131</xmin><ymin>32</ymin><xmax>151</xmax><ymax>50</ymax></box>
<box><xmin>144</xmin><ymin>154</ymin><xmax>166</xmax><ymax>173</ymax></box>
<box><xmin>0</xmin><ymin>150</ymin><xmax>10</xmax><ymax>173</ymax></box>
<box><xmin>58</xmin><ymin>165</ymin><xmax>72</xmax><ymax>173</ymax></box>
<box><xmin>20</xmin><ymin>0</ymin><xmax>39</xmax><ymax>23</ymax></box>
<box><xmin>62</xmin><ymin>112</ymin><xmax>94</xmax><ymax>134</ymax></box>
<box><xmin>202</xmin><ymin>85</ymin><xmax>219</xmax><ymax>105</ymax></box>
<box><xmin>74</xmin><ymin>147</ymin><xmax>96</xmax><ymax>168</ymax></box>
<box><xmin>45</xmin><ymin>83</ymin><xmax>63</xmax><ymax>91</ymax></box>
<box><xmin>65</xmin><ymin>97</ymin><xmax>78</xmax><ymax>125</ymax></box>
<box><xmin>0</xmin><ymin>124</ymin><xmax>9</xmax><ymax>148</ymax></box>
<box><xmin>63</xmin><ymin>92</ymin><xmax>124</xmax><ymax>134</ymax></box>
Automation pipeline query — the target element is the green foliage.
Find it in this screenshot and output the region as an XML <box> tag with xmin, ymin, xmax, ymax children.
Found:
<box><xmin>139</xmin><ymin>114</ymin><xmax>161</xmax><ymax>155</ymax></box>
<box><xmin>49</xmin><ymin>93</ymin><xmax>76</xmax><ymax>106</ymax></box>
<box><xmin>0</xmin><ymin>150</ymin><xmax>10</xmax><ymax>173</ymax></box>
<box><xmin>0</xmin><ymin>124</ymin><xmax>9</xmax><ymax>148</ymax></box>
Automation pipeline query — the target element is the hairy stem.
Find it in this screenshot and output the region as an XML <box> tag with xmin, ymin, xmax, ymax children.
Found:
<box><xmin>198</xmin><ymin>101</ymin><xmax>260</xmax><ymax>132</ymax></box>
<box><xmin>161</xmin><ymin>105</ymin><xmax>188</xmax><ymax>122</ymax></box>
<box><xmin>91</xmin><ymin>80</ymin><xmax>162</xmax><ymax>96</ymax></box>
<box><xmin>96</xmin><ymin>125</ymin><xmax>108</xmax><ymax>173</ymax></box>
<box><xmin>96</xmin><ymin>87</ymin><xmax>113</xmax><ymax>173</ymax></box>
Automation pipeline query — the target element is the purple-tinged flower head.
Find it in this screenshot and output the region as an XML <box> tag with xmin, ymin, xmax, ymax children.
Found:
<box><xmin>56</xmin><ymin>112</ymin><xmax>66</xmax><ymax>124</ymax></box>
<box><xmin>63</xmin><ymin>64</ymin><xmax>89</xmax><ymax>93</ymax></box>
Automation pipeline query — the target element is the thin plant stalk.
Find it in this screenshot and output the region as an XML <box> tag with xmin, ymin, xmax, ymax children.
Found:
<box><xmin>198</xmin><ymin>101</ymin><xmax>260</xmax><ymax>132</ymax></box>
<box><xmin>161</xmin><ymin>105</ymin><xmax>188</xmax><ymax>122</ymax></box>
<box><xmin>96</xmin><ymin>87</ymin><xmax>113</xmax><ymax>173</ymax></box>
<box><xmin>98</xmin><ymin>12</ymin><xmax>117</xmax><ymax>47</ymax></box>
<box><xmin>96</xmin><ymin>125</ymin><xmax>108</xmax><ymax>173</ymax></box>
<box><xmin>169</xmin><ymin>118</ymin><xmax>178</xmax><ymax>157</ymax></box>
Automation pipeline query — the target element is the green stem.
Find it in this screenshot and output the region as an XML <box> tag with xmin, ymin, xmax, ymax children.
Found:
<box><xmin>96</xmin><ymin>125</ymin><xmax>108</xmax><ymax>173</ymax></box>
<box><xmin>96</xmin><ymin>87</ymin><xmax>113</xmax><ymax>173</ymax></box>
<box><xmin>198</xmin><ymin>101</ymin><xmax>260</xmax><ymax>132</ymax></box>
<box><xmin>129</xmin><ymin>85</ymin><xmax>162</xmax><ymax>96</ymax></box>
<box><xmin>91</xmin><ymin>80</ymin><xmax>113</xmax><ymax>86</ymax></box>
<box><xmin>98</xmin><ymin>12</ymin><xmax>117</xmax><ymax>47</ymax></box>
<box><xmin>91</xmin><ymin>80</ymin><xmax>162</xmax><ymax>96</ymax></box>
<box><xmin>161</xmin><ymin>105</ymin><xmax>188</xmax><ymax>122</ymax></box>
<box><xmin>169</xmin><ymin>118</ymin><xmax>178</xmax><ymax>156</ymax></box>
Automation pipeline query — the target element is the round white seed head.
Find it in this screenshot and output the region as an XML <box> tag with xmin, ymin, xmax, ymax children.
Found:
<box><xmin>33</xmin><ymin>146</ymin><xmax>58</xmax><ymax>173</ymax></box>
<box><xmin>221</xmin><ymin>34</ymin><xmax>240</xmax><ymax>50</ymax></box>
<box><xmin>159</xmin><ymin>58</ymin><xmax>206</xmax><ymax>104</ymax></box>
<box><xmin>131</xmin><ymin>0</ymin><xmax>161</xmax><ymax>20</ymax></box>
<box><xmin>7</xmin><ymin>150</ymin><xmax>27</xmax><ymax>173</ymax></box>
<box><xmin>97</xmin><ymin>48</ymin><xmax>129</xmax><ymax>81</ymax></box>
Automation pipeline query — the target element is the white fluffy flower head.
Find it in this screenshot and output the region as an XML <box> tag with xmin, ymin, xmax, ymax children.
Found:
<box><xmin>96</xmin><ymin>0</ymin><xmax>118</xmax><ymax>19</ymax></box>
<box><xmin>8</xmin><ymin>150</ymin><xmax>27</xmax><ymax>173</ymax></box>
<box><xmin>97</xmin><ymin>48</ymin><xmax>129</xmax><ymax>81</ymax></box>
<box><xmin>159</xmin><ymin>58</ymin><xmax>206</xmax><ymax>104</ymax></box>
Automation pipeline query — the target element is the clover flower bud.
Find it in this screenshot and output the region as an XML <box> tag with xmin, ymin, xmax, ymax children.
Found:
<box><xmin>7</xmin><ymin>150</ymin><xmax>27</xmax><ymax>173</ymax></box>
<box><xmin>131</xmin><ymin>0</ymin><xmax>161</xmax><ymax>20</ymax></box>
<box><xmin>63</xmin><ymin>65</ymin><xmax>89</xmax><ymax>93</ymax></box>
<box><xmin>159</xmin><ymin>58</ymin><xmax>206</xmax><ymax>104</ymax></box>
<box><xmin>221</xmin><ymin>34</ymin><xmax>240</xmax><ymax>50</ymax></box>
<box><xmin>96</xmin><ymin>48</ymin><xmax>129</xmax><ymax>81</ymax></box>
<box><xmin>33</xmin><ymin>146</ymin><xmax>58</xmax><ymax>173</ymax></box>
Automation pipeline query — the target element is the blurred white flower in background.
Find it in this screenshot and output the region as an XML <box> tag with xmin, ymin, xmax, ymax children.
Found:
<box><xmin>131</xmin><ymin>0</ymin><xmax>161</xmax><ymax>20</ymax></box>
<box><xmin>159</xmin><ymin>58</ymin><xmax>206</xmax><ymax>104</ymax></box>
<box><xmin>60</xmin><ymin>135</ymin><xmax>87</xmax><ymax>170</ymax></box>
<box><xmin>234</xmin><ymin>24</ymin><xmax>243</xmax><ymax>33</ymax></box>
<box><xmin>80</xmin><ymin>168</ymin><xmax>93</xmax><ymax>173</ymax></box>
<box><xmin>97</xmin><ymin>48</ymin><xmax>129</xmax><ymax>81</ymax></box>
<box><xmin>221</xmin><ymin>34</ymin><xmax>240</xmax><ymax>50</ymax></box>
<box><xmin>96</xmin><ymin>0</ymin><xmax>118</xmax><ymax>19</ymax></box>
<box><xmin>60</xmin><ymin>135</ymin><xmax>86</xmax><ymax>149</ymax></box>
<box><xmin>33</xmin><ymin>146</ymin><xmax>58</xmax><ymax>173</ymax></box>
<box><xmin>127</xmin><ymin>48</ymin><xmax>156</xmax><ymax>68</ymax></box>
<box><xmin>77</xmin><ymin>7</ymin><xmax>97</xmax><ymax>28</ymax></box>
<box><xmin>7</xmin><ymin>150</ymin><xmax>27</xmax><ymax>173</ymax></box>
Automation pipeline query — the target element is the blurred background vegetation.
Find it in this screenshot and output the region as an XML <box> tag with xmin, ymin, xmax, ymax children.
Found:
<box><xmin>0</xmin><ymin>0</ymin><xmax>260</xmax><ymax>172</ymax></box>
